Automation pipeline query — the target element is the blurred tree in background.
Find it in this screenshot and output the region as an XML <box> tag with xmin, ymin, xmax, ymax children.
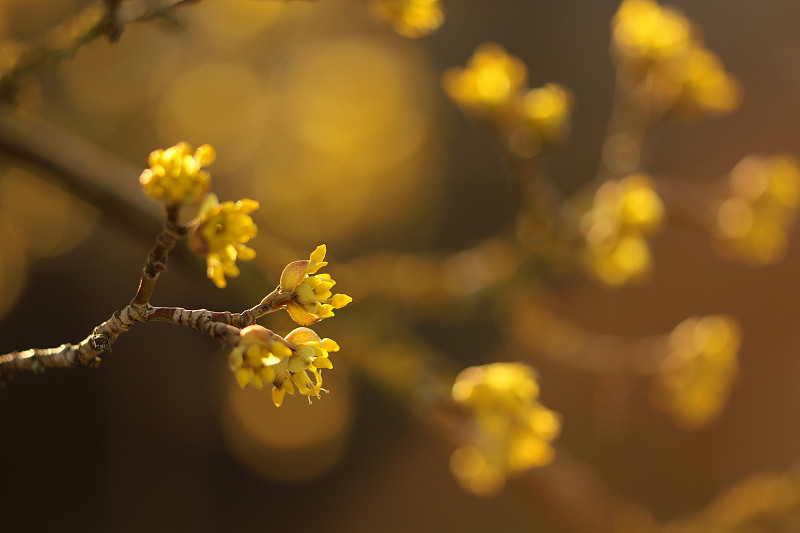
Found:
<box><xmin>3</xmin><ymin>1</ymin><xmax>800</xmax><ymax>532</ymax></box>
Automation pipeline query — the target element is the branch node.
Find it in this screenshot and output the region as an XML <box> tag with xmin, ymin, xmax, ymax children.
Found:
<box><xmin>90</xmin><ymin>326</ymin><xmax>112</xmax><ymax>354</ymax></box>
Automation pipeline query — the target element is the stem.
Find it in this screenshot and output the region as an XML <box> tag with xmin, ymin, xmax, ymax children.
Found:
<box><xmin>0</xmin><ymin>299</ymin><xmax>283</xmax><ymax>382</ymax></box>
<box><xmin>0</xmin><ymin>0</ymin><xmax>201</xmax><ymax>99</ymax></box>
<box><xmin>133</xmin><ymin>205</ymin><xmax>185</xmax><ymax>305</ymax></box>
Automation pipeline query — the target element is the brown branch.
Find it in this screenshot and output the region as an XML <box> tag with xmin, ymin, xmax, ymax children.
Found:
<box><xmin>0</xmin><ymin>0</ymin><xmax>201</xmax><ymax>99</ymax></box>
<box><xmin>0</xmin><ymin>296</ymin><xmax>291</xmax><ymax>382</ymax></box>
<box><xmin>133</xmin><ymin>205</ymin><xmax>186</xmax><ymax>305</ymax></box>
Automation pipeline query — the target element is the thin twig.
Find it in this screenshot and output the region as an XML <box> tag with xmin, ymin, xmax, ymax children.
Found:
<box><xmin>0</xmin><ymin>0</ymin><xmax>200</xmax><ymax>98</ymax></box>
<box><xmin>133</xmin><ymin>205</ymin><xmax>185</xmax><ymax>305</ymax></box>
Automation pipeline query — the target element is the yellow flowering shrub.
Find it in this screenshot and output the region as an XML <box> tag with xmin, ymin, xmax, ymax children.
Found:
<box><xmin>581</xmin><ymin>174</ymin><xmax>665</xmax><ymax>285</ymax></box>
<box><xmin>450</xmin><ymin>363</ymin><xmax>561</xmax><ymax>495</ymax></box>
<box><xmin>189</xmin><ymin>194</ymin><xmax>258</xmax><ymax>288</ymax></box>
<box><xmin>714</xmin><ymin>155</ymin><xmax>800</xmax><ymax>264</ymax></box>
<box><xmin>651</xmin><ymin>315</ymin><xmax>740</xmax><ymax>429</ymax></box>
<box><xmin>279</xmin><ymin>244</ymin><xmax>353</xmax><ymax>325</ymax></box>
<box><xmin>139</xmin><ymin>142</ymin><xmax>215</xmax><ymax>205</ymax></box>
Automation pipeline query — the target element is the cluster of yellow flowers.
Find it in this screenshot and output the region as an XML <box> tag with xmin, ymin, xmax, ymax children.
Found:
<box><xmin>140</xmin><ymin>142</ymin><xmax>258</xmax><ymax>288</ymax></box>
<box><xmin>229</xmin><ymin>324</ymin><xmax>339</xmax><ymax>407</ymax></box>
<box><xmin>139</xmin><ymin>142</ymin><xmax>214</xmax><ymax>205</ymax></box>
<box><xmin>611</xmin><ymin>0</ymin><xmax>740</xmax><ymax>118</ymax></box>
<box><xmin>140</xmin><ymin>143</ymin><xmax>352</xmax><ymax>406</ymax></box>
<box><xmin>713</xmin><ymin>155</ymin><xmax>800</xmax><ymax>265</ymax></box>
<box><xmin>442</xmin><ymin>43</ymin><xmax>572</xmax><ymax>155</ymax></box>
<box><xmin>450</xmin><ymin>363</ymin><xmax>561</xmax><ymax>495</ymax></box>
<box><xmin>651</xmin><ymin>315</ymin><xmax>740</xmax><ymax>429</ymax></box>
<box><xmin>580</xmin><ymin>174</ymin><xmax>665</xmax><ymax>286</ymax></box>
<box><xmin>189</xmin><ymin>194</ymin><xmax>258</xmax><ymax>289</ymax></box>
<box><xmin>370</xmin><ymin>0</ymin><xmax>444</xmax><ymax>38</ymax></box>
<box><xmin>279</xmin><ymin>245</ymin><xmax>353</xmax><ymax>325</ymax></box>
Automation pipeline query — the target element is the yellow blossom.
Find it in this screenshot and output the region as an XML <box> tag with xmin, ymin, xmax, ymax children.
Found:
<box><xmin>442</xmin><ymin>43</ymin><xmax>528</xmax><ymax>117</ymax></box>
<box><xmin>714</xmin><ymin>155</ymin><xmax>800</xmax><ymax>264</ymax></box>
<box><xmin>139</xmin><ymin>142</ymin><xmax>215</xmax><ymax>205</ymax></box>
<box><xmin>651</xmin><ymin>315</ymin><xmax>740</xmax><ymax>429</ymax></box>
<box><xmin>664</xmin><ymin>46</ymin><xmax>742</xmax><ymax>118</ymax></box>
<box><xmin>229</xmin><ymin>325</ymin><xmax>340</xmax><ymax>407</ymax></box>
<box><xmin>611</xmin><ymin>0</ymin><xmax>691</xmax><ymax>65</ymax></box>
<box><xmin>611</xmin><ymin>0</ymin><xmax>740</xmax><ymax>119</ymax></box>
<box><xmin>370</xmin><ymin>0</ymin><xmax>444</xmax><ymax>38</ymax></box>
<box><xmin>581</xmin><ymin>174</ymin><xmax>664</xmax><ymax>285</ymax></box>
<box><xmin>451</xmin><ymin>363</ymin><xmax>561</xmax><ymax>495</ymax></box>
<box><xmin>189</xmin><ymin>194</ymin><xmax>258</xmax><ymax>288</ymax></box>
<box><xmin>520</xmin><ymin>83</ymin><xmax>573</xmax><ymax>142</ymax></box>
<box><xmin>279</xmin><ymin>244</ymin><xmax>352</xmax><ymax>325</ymax></box>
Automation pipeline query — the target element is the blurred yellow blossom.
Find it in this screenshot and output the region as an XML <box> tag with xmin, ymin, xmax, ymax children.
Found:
<box><xmin>520</xmin><ymin>83</ymin><xmax>573</xmax><ymax>142</ymax></box>
<box><xmin>668</xmin><ymin>47</ymin><xmax>741</xmax><ymax>117</ymax></box>
<box><xmin>139</xmin><ymin>142</ymin><xmax>215</xmax><ymax>205</ymax></box>
<box><xmin>370</xmin><ymin>0</ymin><xmax>444</xmax><ymax>38</ymax></box>
<box><xmin>714</xmin><ymin>155</ymin><xmax>800</xmax><ymax>265</ymax></box>
<box><xmin>651</xmin><ymin>315</ymin><xmax>740</xmax><ymax>429</ymax></box>
<box><xmin>611</xmin><ymin>0</ymin><xmax>691</xmax><ymax>65</ymax></box>
<box><xmin>611</xmin><ymin>0</ymin><xmax>740</xmax><ymax>118</ymax></box>
<box><xmin>279</xmin><ymin>245</ymin><xmax>352</xmax><ymax>325</ymax></box>
<box><xmin>229</xmin><ymin>325</ymin><xmax>339</xmax><ymax>407</ymax></box>
<box><xmin>451</xmin><ymin>363</ymin><xmax>561</xmax><ymax>495</ymax></box>
<box><xmin>442</xmin><ymin>43</ymin><xmax>528</xmax><ymax>117</ymax></box>
<box><xmin>581</xmin><ymin>174</ymin><xmax>664</xmax><ymax>285</ymax></box>
<box><xmin>189</xmin><ymin>194</ymin><xmax>258</xmax><ymax>288</ymax></box>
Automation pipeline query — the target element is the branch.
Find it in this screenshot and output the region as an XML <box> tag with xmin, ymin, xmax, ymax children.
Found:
<box><xmin>0</xmin><ymin>296</ymin><xmax>292</xmax><ymax>382</ymax></box>
<box><xmin>133</xmin><ymin>205</ymin><xmax>185</xmax><ymax>305</ymax></box>
<box><xmin>0</xmin><ymin>0</ymin><xmax>200</xmax><ymax>99</ymax></box>
<box><xmin>0</xmin><ymin>197</ymin><xmax>292</xmax><ymax>382</ymax></box>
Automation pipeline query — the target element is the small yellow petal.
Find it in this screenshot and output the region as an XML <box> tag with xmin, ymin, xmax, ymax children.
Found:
<box><xmin>321</xmin><ymin>338</ymin><xmax>340</xmax><ymax>352</ymax></box>
<box><xmin>310</xmin><ymin>244</ymin><xmax>327</xmax><ymax>265</ymax></box>
<box><xmin>314</xmin><ymin>357</ymin><xmax>333</xmax><ymax>370</ymax></box>
<box><xmin>331</xmin><ymin>294</ymin><xmax>353</xmax><ymax>309</ymax></box>
<box><xmin>272</xmin><ymin>386</ymin><xmax>285</xmax><ymax>407</ymax></box>
<box><xmin>287</xmin><ymin>302</ymin><xmax>320</xmax><ymax>326</ymax></box>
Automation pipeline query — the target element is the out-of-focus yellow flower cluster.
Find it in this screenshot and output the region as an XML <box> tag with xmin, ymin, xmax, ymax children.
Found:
<box><xmin>229</xmin><ymin>325</ymin><xmax>339</xmax><ymax>407</ymax></box>
<box><xmin>442</xmin><ymin>43</ymin><xmax>572</xmax><ymax>156</ymax></box>
<box><xmin>651</xmin><ymin>315</ymin><xmax>740</xmax><ymax>429</ymax></box>
<box><xmin>139</xmin><ymin>142</ymin><xmax>215</xmax><ymax>205</ymax></box>
<box><xmin>450</xmin><ymin>362</ymin><xmax>561</xmax><ymax>496</ymax></box>
<box><xmin>580</xmin><ymin>174</ymin><xmax>665</xmax><ymax>286</ymax></box>
<box><xmin>611</xmin><ymin>0</ymin><xmax>740</xmax><ymax>118</ymax></box>
<box><xmin>279</xmin><ymin>245</ymin><xmax>352</xmax><ymax>325</ymax></box>
<box><xmin>370</xmin><ymin>0</ymin><xmax>444</xmax><ymax>38</ymax></box>
<box><xmin>713</xmin><ymin>155</ymin><xmax>800</xmax><ymax>265</ymax></box>
<box><xmin>189</xmin><ymin>194</ymin><xmax>258</xmax><ymax>289</ymax></box>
